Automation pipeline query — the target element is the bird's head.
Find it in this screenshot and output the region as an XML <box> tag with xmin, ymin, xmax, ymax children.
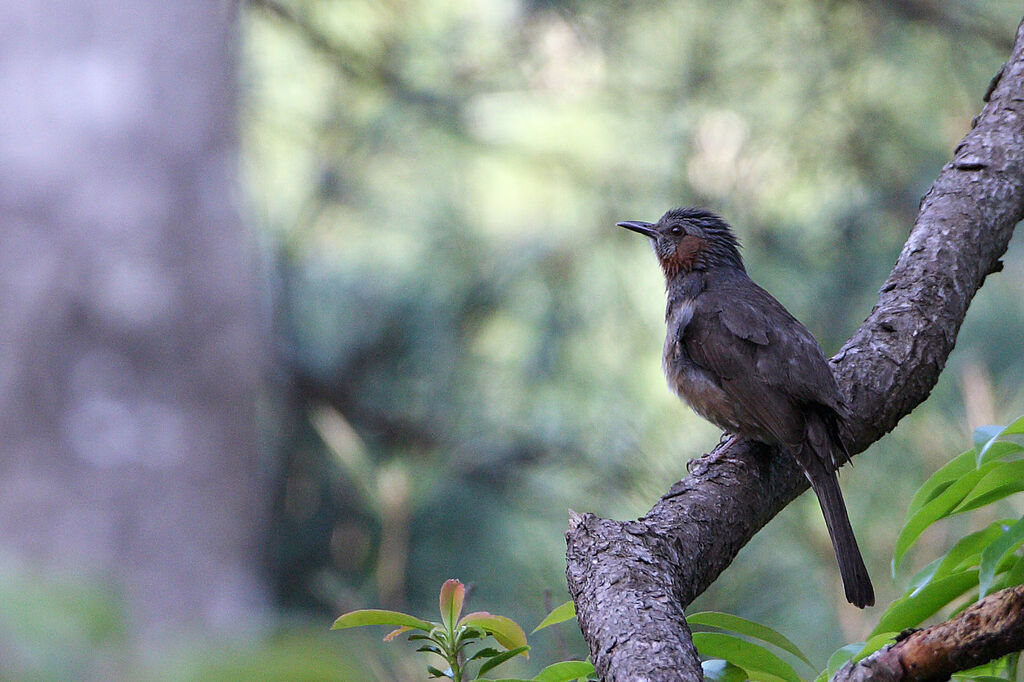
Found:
<box><xmin>617</xmin><ymin>207</ymin><xmax>744</xmax><ymax>279</ymax></box>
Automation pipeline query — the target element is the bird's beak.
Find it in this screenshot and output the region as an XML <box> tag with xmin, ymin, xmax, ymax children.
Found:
<box><xmin>617</xmin><ymin>221</ymin><xmax>658</xmax><ymax>239</ymax></box>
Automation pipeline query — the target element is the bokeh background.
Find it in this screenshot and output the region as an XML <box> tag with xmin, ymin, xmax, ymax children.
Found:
<box><xmin>3</xmin><ymin>1</ymin><xmax>1024</xmax><ymax>679</ymax></box>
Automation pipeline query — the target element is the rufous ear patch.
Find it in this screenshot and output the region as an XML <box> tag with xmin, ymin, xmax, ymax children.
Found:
<box><xmin>661</xmin><ymin>235</ymin><xmax>704</xmax><ymax>277</ymax></box>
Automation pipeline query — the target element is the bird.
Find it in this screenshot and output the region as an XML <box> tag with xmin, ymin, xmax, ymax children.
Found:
<box><xmin>617</xmin><ymin>207</ymin><xmax>874</xmax><ymax>608</ymax></box>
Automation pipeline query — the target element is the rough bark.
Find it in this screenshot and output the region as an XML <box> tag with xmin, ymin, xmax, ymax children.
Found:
<box><xmin>0</xmin><ymin>0</ymin><xmax>268</xmax><ymax>645</ymax></box>
<box><xmin>567</xmin><ymin>17</ymin><xmax>1024</xmax><ymax>682</ymax></box>
<box><xmin>832</xmin><ymin>584</ymin><xmax>1024</xmax><ymax>682</ymax></box>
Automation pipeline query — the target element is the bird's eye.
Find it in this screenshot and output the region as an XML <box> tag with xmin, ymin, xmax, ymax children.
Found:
<box><xmin>670</xmin><ymin>226</ymin><xmax>682</xmax><ymax>236</ymax></box>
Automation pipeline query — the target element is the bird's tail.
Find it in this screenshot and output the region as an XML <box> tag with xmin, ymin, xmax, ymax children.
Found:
<box><xmin>808</xmin><ymin>470</ymin><xmax>875</xmax><ymax>608</ymax></box>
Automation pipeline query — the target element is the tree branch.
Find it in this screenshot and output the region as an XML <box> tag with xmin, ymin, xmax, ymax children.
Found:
<box><xmin>567</xmin><ymin>16</ymin><xmax>1024</xmax><ymax>682</ymax></box>
<box><xmin>831</xmin><ymin>584</ymin><xmax>1024</xmax><ymax>682</ymax></box>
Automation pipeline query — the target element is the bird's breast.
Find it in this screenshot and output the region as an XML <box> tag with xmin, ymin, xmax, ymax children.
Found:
<box><xmin>663</xmin><ymin>323</ymin><xmax>740</xmax><ymax>434</ymax></box>
<box><xmin>669</xmin><ymin>365</ymin><xmax>733</xmax><ymax>426</ymax></box>
<box><xmin>662</xmin><ymin>304</ymin><xmax>773</xmax><ymax>441</ymax></box>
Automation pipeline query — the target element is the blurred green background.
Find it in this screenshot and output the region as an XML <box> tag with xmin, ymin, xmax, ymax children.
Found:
<box><xmin>6</xmin><ymin>1</ymin><xmax>1024</xmax><ymax>680</ymax></box>
<box><xmin>241</xmin><ymin>0</ymin><xmax>1024</xmax><ymax>676</ymax></box>
<box><xmin>236</xmin><ymin>0</ymin><xmax>1024</xmax><ymax>676</ymax></box>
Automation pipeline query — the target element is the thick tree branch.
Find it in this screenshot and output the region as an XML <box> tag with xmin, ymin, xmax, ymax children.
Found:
<box><xmin>831</xmin><ymin>584</ymin><xmax>1024</xmax><ymax>682</ymax></box>
<box><xmin>567</xmin><ymin>17</ymin><xmax>1024</xmax><ymax>682</ymax></box>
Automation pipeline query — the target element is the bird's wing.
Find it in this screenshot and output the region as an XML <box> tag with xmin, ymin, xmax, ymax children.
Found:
<box><xmin>722</xmin><ymin>277</ymin><xmax>842</xmax><ymax>407</ymax></box>
<box><xmin>684</xmin><ymin>275</ymin><xmax>844</xmax><ymax>445</ymax></box>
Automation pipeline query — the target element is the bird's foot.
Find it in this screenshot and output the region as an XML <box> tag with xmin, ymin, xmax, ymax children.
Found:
<box><xmin>688</xmin><ymin>434</ymin><xmax>739</xmax><ymax>474</ymax></box>
<box><xmin>716</xmin><ymin>433</ymin><xmax>740</xmax><ymax>452</ymax></box>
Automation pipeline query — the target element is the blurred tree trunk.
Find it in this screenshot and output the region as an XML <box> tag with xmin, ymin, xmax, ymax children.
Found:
<box><xmin>0</xmin><ymin>0</ymin><xmax>268</xmax><ymax>641</ymax></box>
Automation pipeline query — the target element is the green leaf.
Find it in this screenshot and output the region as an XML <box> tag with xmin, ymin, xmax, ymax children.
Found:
<box><xmin>440</xmin><ymin>579</ymin><xmax>466</xmax><ymax>632</ymax></box>
<box><xmin>463</xmin><ymin>625</ymin><xmax>487</xmax><ymax>638</ymax></box>
<box><xmin>531</xmin><ymin>660</ymin><xmax>596</xmax><ymax>682</ymax></box>
<box><xmin>995</xmin><ymin>553</ymin><xmax>1024</xmax><ymax>591</ymax></box>
<box><xmin>905</xmin><ymin>449</ymin><xmax>976</xmax><ymax>518</ymax></box>
<box><xmin>691</xmin><ymin>632</ymin><xmax>801</xmax><ymax>682</ymax></box>
<box><xmin>953</xmin><ymin>654</ymin><xmax>1015</xmax><ymax>682</ymax></box>
<box><xmin>979</xmin><ymin>518</ymin><xmax>1024</xmax><ymax>597</ymax></box>
<box><xmin>1001</xmin><ymin>415</ymin><xmax>1024</xmax><ymax>436</ymax></box>
<box><xmin>814</xmin><ymin>636</ymin><xmax>896</xmax><ymax>681</ymax></box>
<box><xmin>954</xmin><ymin>653</ymin><xmax>1018</xmax><ymax>679</ymax></box>
<box><xmin>456</xmin><ymin>626</ymin><xmax>487</xmax><ymax>653</ymax></box>
<box><xmin>893</xmin><ymin>464</ymin><xmax>998</xmax><ymax>572</ymax></box>
<box><xmin>871</xmin><ymin>570</ymin><xmax>978</xmax><ymax>637</ymax></box>
<box><xmin>417</xmin><ymin>643</ymin><xmax>445</xmax><ymax>656</ymax></box>
<box><xmin>532</xmin><ymin>601</ymin><xmax>576</xmax><ymax>633</ymax></box>
<box><xmin>818</xmin><ymin>643</ymin><xmax>863</xmax><ymax>682</ymax></box>
<box><xmin>477</xmin><ymin>646</ymin><xmax>531</xmax><ymax>677</ymax></box>
<box><xmin>906</xmin><ymin>521</ymin><xmax>1011</xmax><ymax>595</ymax></box>
<box><xmin>701</xmin><ymin>659</ymin><xmax>750</xmax><ymax>682</ymax></box>
<box><xmin>849</xmin><ymin>632</ymin><xmax>898</xmax><ymax>663</ymax></box>
<box><xmin>905</xmin><ymin>555</ymin><xmax>944</xmax><ymax>595</ymax></box>
<box><xmin>428</xmin><ymin>664</ymin><xmax>453</xmax><ymax>678</ymax></box>
<box><xmin>976</xmin><ymin>440</ymin><xmax>1024</xmax><ymax>467</ymax></box>
<box><xmin>460</xmin><ymin>612</ymin><xmax>529</xmax><ymax>655</ymax></box>
<box><xmin>469</xmin><ymin>647</ymin><xmax>503</xmax><ymax>661</ymax></box>
<box><xmin>686</xmin><ymin>611</ymin><xmax>812</xmax><ymax>668</ymax></box>
<box><xmin>331</xmin><ymin>608</ymin><xmax>433</xmax><ymax>632</ymax></box>
<box><xmin>954</xmin><ymin>461</ymin><xmax>1024</xmax><ymax>514</ymax></box>
<box><xmin>976</xmin><ymin>418</ymin><xmax>1024</xmax><ymax>465</ymax></box>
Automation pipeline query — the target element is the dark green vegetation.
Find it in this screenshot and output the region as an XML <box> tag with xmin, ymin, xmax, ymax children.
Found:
<box><xmin>239</xmin><ymin>0</ymin><xmax>1024</xmax><ymax>675</ymax></box>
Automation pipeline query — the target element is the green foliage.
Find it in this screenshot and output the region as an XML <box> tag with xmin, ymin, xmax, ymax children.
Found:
<box><xmin>332</xmin><ymin>608</ymin><xmax>433</xmax><ymax>632</ymax></box>
<box><xmin>953</xmin><ymin>652</ymin><xmax>1021</xmax><ymax>681</ymax></box>
<box><xmin>333</xmin><ymin>579</ymin><xmax>595</xmax><ymax>681</ymax></box>
<box><xmin>685</xmin><ymin>611</ymin><xmax>815</xmax><ymax>682</ymax></box>
<box><xmin>890</xmin><ymin>420</ymin><xmax>1024</xmax><ymax>602</ymax></box>
<box><xmin>686</xmin><ymin>611</ymin><xmax>813</xmax><ymax>668</ymax></box>
<box><xmin>685</xmin><ymin>417</ymin><xmax>1024</xmax><ymax>681</ymax></box>
<box><xmin>825</xmin><ymin>419</ymin><xmax>1024</xmax><ymax>678</ymax></box>
<box><xmin>871</xmin><ymin>570</ymin><xmax>978</xmax><ymax>637</ymax></box>
<box><xmin>528</xmin><ymin>600</ymin><xmax>818</xmax><ymax>681</ymax></box>
<box><xmin>531</xmin><ymin>600</ymin><xmax>576</xmax><ymax>634</ymax></box>
<box><xmin>813</xmin><ymin>634</ymin><xmax>896</xmax><ymax>682</ymax></box>
<box><xmin>702</xmin><ymin>659</ymin><xmax>752</xmax><ymax>682</ymax></box>
<box><xmin>691</xmin><ymin>632</ymin><xmax>803</xmax><ymax>682</ymax></box>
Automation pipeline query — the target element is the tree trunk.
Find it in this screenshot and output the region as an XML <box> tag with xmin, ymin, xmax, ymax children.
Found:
<box><xmin>0</xmin><ymin>0</ymin><xmax>268</xmax><ymax>643</ymax></box>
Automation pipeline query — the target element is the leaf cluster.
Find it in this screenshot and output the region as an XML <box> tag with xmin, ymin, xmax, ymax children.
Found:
<box><xmin>690</xmin><ymin>417</ymin><xmax>1024</xmax><ymax>681</ymax></box>
<box><xmin>333</xmin><ymin>579</ymin><xmax>594</xmax><ymax>681</ymax></box>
